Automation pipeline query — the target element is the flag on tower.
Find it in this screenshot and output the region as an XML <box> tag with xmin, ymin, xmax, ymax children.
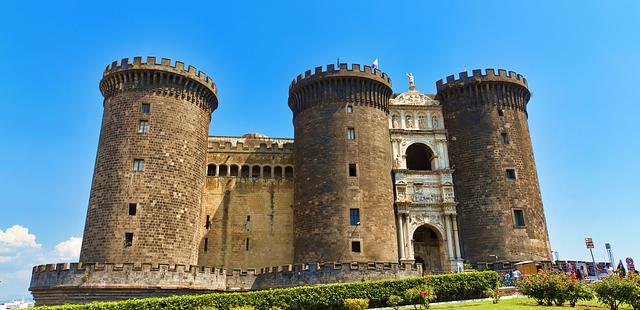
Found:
<box><xmin>372</xmin><ymin>58</ymin><xmax>379</xmax><ymax>69</ymax></box>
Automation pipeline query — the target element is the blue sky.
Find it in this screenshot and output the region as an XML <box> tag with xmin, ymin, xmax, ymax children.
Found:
<box><xmin>1</xmin><ymin>0</ymin><xmax>639</xmax><ymax>301</ymax></box>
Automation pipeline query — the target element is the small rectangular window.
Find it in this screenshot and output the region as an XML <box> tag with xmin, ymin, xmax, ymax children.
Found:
<box><xmin>124</xmin><ymin>233</ymin><xmax>133</xmax><ymax>247</ymax></box>
<box><xmin>128</xmin><ymin>203</ymin><xmax>137</xmax><ymax>216</ymax></box>
<box><xmin>347</xmin><ymin>105</ymin><xmax>353</xmax><ymax>113</ymax></box>
<box><xmin>498</xmin><ymin>109</ymin><xmax>504</xmax><ymax>117</ymax></box>
<box><xmin>140</xmin><ymin>103</ymin><xmax>150</xmax><ymax>113</ymax></box>
<box><xmin>347</xmin><ymin>128</ymin><xmax>356</xmax><ymax>140</ymax></box>
<box><xmin>245</xmin><ymin>238</ymin><xmax>250</xmax><ymax>251</ymax></box>
<box><xmin>348</xmin><ymin>163</ymin><xmax>357</xmax><ymax>177</ymax></box>
<box><xmin>514</xmin><ymin>209</ymin><xmax>526</xmax><ymax>227</ymax></box>
<box><xmin>133</xmin><ymin>159</ymin><xmax>144</xmax><ymax>172</ymax></box>
<box><xmin>506</xmin><ymin>169</ymin><xmax>516</xmax><ymax>180</ymax></box>
<box><xmin>351</xmin><ymin>241</ymin><xmax>361</xmax><ymax>253</ymax></box>
<box><xmin>349</xmin><ymin>208</ymin><xmax>360</xmax><ymax>226</ymax></box>
<box><xmin>138</xmin><ymin>120</ymin><xmax>149</xmax><ymax>134</ymax></box>
<box><xmin>205</xmin><ymin>215</ymin><xmax>210</xmax><ymax>229</ymax></box>
<box><xmin>204</xmin><ymin>237</ymin><xmax>209</xmax><ymax>251</ymax></box>
<box><xmin>500</xmin><ymin>133</ymin><xmax>509</xmax><ymax>144</ymax></box>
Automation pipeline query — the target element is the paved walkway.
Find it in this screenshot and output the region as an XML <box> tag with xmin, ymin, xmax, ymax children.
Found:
<box><xmin>369</xmin><ymin>294</ymin><xmax>527</xmax><ymax>309</ymax></box>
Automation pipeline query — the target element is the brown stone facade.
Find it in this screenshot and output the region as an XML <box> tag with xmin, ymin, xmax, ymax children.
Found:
<box><xmin>289</xmin><ymin>64</ymin><xmax>398</xmax><ymax>263</ymax></box>
<box><xmin>197</xmin><ymin>135</ymin><xmax>295</xmax><ymax>269</ymax></box>
<box><xmin>80</xmin><ymin>57</ymin><xmax>218</xmax><ymax>265</ymax></box>
<box><xmin>436</xmin><ymin>69</ymin><xmax>552</xmax><ymax>263</ymax></box>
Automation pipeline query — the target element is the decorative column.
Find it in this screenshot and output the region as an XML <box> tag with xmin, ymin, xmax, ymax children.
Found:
<box><xmin>398</xmin><ymin>213</ymin><xmax>406</xmax><ymax>259</ymax></box>
<box><xmin>444</xmin><ymin>214</ymin><xmax>455</xmax><ymax>262</ymax></box>
<box><xmin>452</xmin><ymin>214</ymin><xmax>462</xmax><ymax>259</ymax></box>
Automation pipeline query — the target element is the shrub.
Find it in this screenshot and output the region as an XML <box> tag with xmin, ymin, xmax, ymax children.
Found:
<box><xmin>593</xmin><ymin>275</ymin><xmax>636</xmax><ymax>310</ymax></box>
<box><xmin>483</xmin><ymin>288</ymin><xmax>500</xmax><ymax>304</ymax></box>
<box><xmin>404</xmin><ymin>285</ymin><xmax>437</xmax><ymax>309</ymax></box>
<box><xmin>565</xmin><ymin>279</ymin><xmax>593</xmax><ymax>307</ymax></box>
<box><xmin>36</xmin><ymin>271</ymin><xmax>499</xmax><ymax>310</ymax></box>
<box><xmin>387</xmin><ymin>295</ymin><xmax>403</xmax><ymax>309</ymax></box>
<box><xmin>344</xmin><ymin>298</ymin><xmax>369</xmax><ymax>310</ymax></box>
<box><xmin>230</xmin><ymin>307</ymin><xmax>255</xmax><ymax>310</ymax></box>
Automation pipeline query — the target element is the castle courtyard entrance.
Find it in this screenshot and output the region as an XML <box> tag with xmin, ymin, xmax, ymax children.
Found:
<box><xmin>412</xmin><ymin>225</ymin><xmax>443</xmax><ymax>273</ymax></box>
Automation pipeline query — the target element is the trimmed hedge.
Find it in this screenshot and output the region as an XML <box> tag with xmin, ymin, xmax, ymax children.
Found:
<box><xmin>37</xmin><ymin>271</ymin><xmax>499</xmax><ymax>310</ymax></box>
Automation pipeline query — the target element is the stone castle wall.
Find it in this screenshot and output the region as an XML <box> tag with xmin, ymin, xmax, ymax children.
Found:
<box><xmin>80</xmin><ymin>57</ymin><xmax>218</xmax><ymax>265</ymax></box>
<box><xmin>436</xmin><ymin>69</ymin><xmax>551</xmax><ymax>263</ymax></box>
<box><xmin>289</xmin><ymin>64</ymin><xmax>398</xmax><ymax>263</ymax></box>
<box><xmin>197</xmin><ymin>136</ymin><xmax>295</xmax><ymax>269</ymax></box>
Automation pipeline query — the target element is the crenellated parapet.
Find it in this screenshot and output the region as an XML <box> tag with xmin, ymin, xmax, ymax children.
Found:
<box><xmin>208</xmin><ymin>136</ymin><xmax>294</xmax><ymax>154</ymax></box>
<box><xmin>288</xmin><ymin>63</ymin><xmax>393</xmax><ymax>117</ymax></box>
<box><xmin>435</xmin><ymin>69</ymin><xmax>531</xmax><ymax>113</ymax></box>
<box><xmin>99</xmin><ymin>56</ymin><xmax>218</xmax><ymax>111</ymax></box>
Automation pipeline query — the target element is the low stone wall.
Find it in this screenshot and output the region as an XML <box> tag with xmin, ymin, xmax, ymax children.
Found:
<box><xmin>30</xmin><ymin>263</ymin><xmax>226</xmax><ymax>306</ymax></box>
<box><xmin>30</xmin><ymin>262</ymin><xmax>423</xmax><ymax>306</ymax></box>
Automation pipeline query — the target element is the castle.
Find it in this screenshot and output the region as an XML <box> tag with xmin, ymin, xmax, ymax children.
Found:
<box><xmin>29</xmin><ymin>57</ymin><xmax>552</xmax><ymax>305</ymax></box>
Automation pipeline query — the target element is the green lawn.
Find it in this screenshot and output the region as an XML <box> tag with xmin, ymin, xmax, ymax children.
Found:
<box><xmin>396</xmin><ymin>297</ymin><xmax>631</xmax><ymax>309</ymax></box>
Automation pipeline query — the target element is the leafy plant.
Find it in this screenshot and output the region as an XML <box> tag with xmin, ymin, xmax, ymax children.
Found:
<box><xmin>387</xmin><ymin>295</ymin><xmax>403</xmax><ymax>309</ymax></box>
<box><xmin>344</xmin><ymin>298</ymin><xmax>369</xmax><ymax>310</ymax></box>
<box><xmin>593</xmin><ymin>275</ymin><xmax>636</xmax><ymax>310</ymax></box>
<box><xmin>483</xmin><ymin>288</ymin><xmax>500</xmax><ymax>304</ymax></box>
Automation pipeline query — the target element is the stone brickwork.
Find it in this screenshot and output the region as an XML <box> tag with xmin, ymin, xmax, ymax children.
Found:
<box><xmin>198</xmin><ymin>135</ymin><xmax>295</xmax><ymax>269</ymax></box>
<box><xmin>80</xmin><ymin>57</ymin><xmax>218</xmax><ymax>265</ymax></box>
<box><xmin>289</xmin><ymin>64</ymin><xmax>398</xmax><ymax>263</ymax></box>
<box><xmin>436</xmin><ymin>69</ymin><xmax>552</xmax><ymax>263</ymax></box>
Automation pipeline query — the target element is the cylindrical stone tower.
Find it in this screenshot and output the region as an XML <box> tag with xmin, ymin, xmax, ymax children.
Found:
<box><xmin>79</xmin><ymin>57</ymin><xmax>218</xmax><ymax>265</ymax></box>
<box><xmin>436</xmin><ymin>69</ymin><xmax>551</xmax><ymax>263</ymax></box>
<box><xmin>288</xmin><ymin>64</ymin><xmax>398</xmax><ymax>263</ymax></box>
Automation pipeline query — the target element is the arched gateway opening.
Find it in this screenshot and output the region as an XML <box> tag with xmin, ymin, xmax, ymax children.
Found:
<box><xmin>412</xmin><ymin>225</ymin><xmax>443</xmax><ymax>273</ymax></box>
<box><xmin>405</xmin><ymin>143</ymin><xmax>435</xmax><ymax>170</ymax></box>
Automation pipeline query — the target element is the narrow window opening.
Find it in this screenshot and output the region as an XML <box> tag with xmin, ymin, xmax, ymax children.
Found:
<box><xmin>251</xmin><ymin>166</ymin><xmax>260</xmax><ymax>178</ymax></box>
<box><xmin>204</xmin><ymin>237</ymin><xmax>209</xmax><ymax>252</ymax></box>
<box><xmin>500</xmin><ymin>133</ymin><xmax>510</xmax><ymax>144</ymax></box>
<box><xmin>349</xmin><ymin>208</ymin><xmax>360</xmax><ymax>226</ymax></box>
<box><xmin>347</xmin><ymin>128</ymin><xmax>356</xmax><ymax>140</ymax></box>
<box><xmin>351</xmin><ymin>241</ymin><xmax>361</xmax><ymax>253</ymax></box>
<box><xmin>347</xmin><ymin>105</ymin><xmax>353</xmax><ymax>113</ymax></box>
<box><xmin>263</xmin><ymin>166</ymin><xmax>272</xmax><ymax>178</ymax></box>
<box><xmin>140</xmin><ymin>103</ymin><xmax>150</xmax><ymax>113</ymax></box>
<box><xmin>124</xmin><ymin>233</ymin><xmax>133</xmax><ymax>247</ymax></box>
<box><xmin>498</xmin><ymin>109</ymin><xmax>504</xmax><ymax>117</ymax></box>
<box><xmin>245</xmin><ymin>238</ymin><xmax>250</xmax><ymax>251</ymax></box>
<box><xmin>205</xmin><ymin>215</ymin><xmax>211</xmax><ymax>229</ymax></box>
<box><xmin>284</xmin><ymin>166</ymin><xmax>294</xmax><ymax>178</ymax></box>
<box><xmin>128</xmin><ymin>203</ymin><xmax>137</xmax><ymax>216</ymax></box>
<box><xmin>138</xmin><ymin>120</ymin><xmax>149</xmax><ymax>134</ymax></box>
<box><xmin>218</xmin><ymin>164</ymin><xmax>228</xmax><ymax>176</ymax></box>
<box><xmin>241</xmin><ymin>165</ymin><xmax>250</xmax><ymax>178</ymax></box>
<box><xmin>133</xmin><ymin>159</ymin><xmax>144</xmax><ymax>172</ymax></box>
<box><xmin>207</xmin><ymin>164</ymin><xmax>216</xmax><ymax>176</ymax></box>
<box><xmin>246</xmin><ymin>215</ymin><xmax>251</xmax><ymax>222</ymax></box>
<box><xmin>506</xmin><ymin>169</ymin><xmax>516</xmax><ymax>180</ymax></box>
<box><xmin>514</xmin><ymin>210</ymin><xmax>526</xmax><ymax>227</ymax></box>
<box><xmin>348</xmin><ymin>163</ymin><xmax>357</xmax><ymax>177</ymax></box>
<box><xmin>230</xmin><ymin>165</ymin><xmax>239</xmax><ymax>176</ymax></box>
<box><xmin>274</xmin><ymin>166</ymin><xmax>283</xmax><ymax>179</ymax></box>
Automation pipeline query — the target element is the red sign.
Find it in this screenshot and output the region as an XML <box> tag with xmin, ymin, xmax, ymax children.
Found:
<box><xmin>585</xmin><ymin>238</ymin><xmax>594</xmax><ymax>249</ymax></box>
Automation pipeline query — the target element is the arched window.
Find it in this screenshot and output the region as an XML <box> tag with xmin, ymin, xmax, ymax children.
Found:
<box><xmin>218</xmin><ymin>164</ymin><xmax>228</xmax><ymax>176</ymax></box>
<box><xmin>251</xmin><ymin>166</ymin><xmax>260</xmax><ymax>178</ymax></box>
<box><xmin>274</xmin><ymin>166</ymin><xmax>283</xmax><ymax>179</ymax></box>
<box><xmin>207</xmin><ymin>164</ymin><xmax>216</xmax><ymax>176</ymax></box>
<box><xmin>263</xmin><ymin>166</ymin><xmax>272</xmax><ymax>178</ymax></box>
<box><xmin>241</xmin><ymin>165</ymin><xmax>250</xmax><ymax>178</ymax></box>
<box><xmin>284</xmin><ymin>166</ymin><xmax>294</xmax><ymax>179</ymax></box>
<box><xmin>230</xmin><ymin>165</ymin><xmax>239</xmax><ymax>177</ymax></box>
<box><xmin>405</xmin><ymin>143</ymin><xmax>434</xmax><ymax>171</ymax></box>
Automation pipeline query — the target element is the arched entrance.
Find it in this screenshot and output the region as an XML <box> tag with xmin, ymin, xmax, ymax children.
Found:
<box><xmin>405</xmin><ymin>143</ymin><xmax>434</xmax><ymax>170</ymax></box>
<box><xmin>412</xmin><ymin>225</ymin><xmax>443</xmax><ymax>273</ymax></box>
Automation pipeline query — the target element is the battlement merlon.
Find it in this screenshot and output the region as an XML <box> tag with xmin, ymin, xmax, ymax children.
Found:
<box><xmin>289</xmin><ymin>63</ymin><xmax>392</xmax><ymax>90</ymax></box>
<box><xmin>100</xmin><ymin>56</ymin><xmax>218</xmax><ymax>111</ymax></box>
<box><xmin>435</xmin><ymin>68</ymin><xmax>528</xmax><ymax>92</ymax></box>
<box><xmin>208</xmin><ymin>136</ymin><xmax>294</xmax><ymax>153</ymax></box>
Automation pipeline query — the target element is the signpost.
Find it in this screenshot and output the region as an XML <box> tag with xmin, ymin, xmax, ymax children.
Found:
<box><xmin>585</xmin><ymin>238</ymin><xmax>597</xmax><ymax>279</ymax></box>
<box><xmin>605</xmin><ymin>243</ymin><xmax>614</xmax><ymax>267</ymax></box>
<box><xmin>627</xmin><ymin>257</ymin><xmax>635</xmax><ymax>272</ymax></box>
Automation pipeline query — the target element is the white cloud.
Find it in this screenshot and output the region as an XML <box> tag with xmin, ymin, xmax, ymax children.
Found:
<box><xmin>0</xmin><ymin>255</ymin><xmax>17</xmax><ymax>263</ymax></box>
<box><xmin>0</xmin><ymin>225</ymin><xmax>40</xmax><ymax>249</ymax></box>
<box><xmin>53</xmin><ymin>237</ymin><xmax>81</xmax><ymax>261</ymax></box>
